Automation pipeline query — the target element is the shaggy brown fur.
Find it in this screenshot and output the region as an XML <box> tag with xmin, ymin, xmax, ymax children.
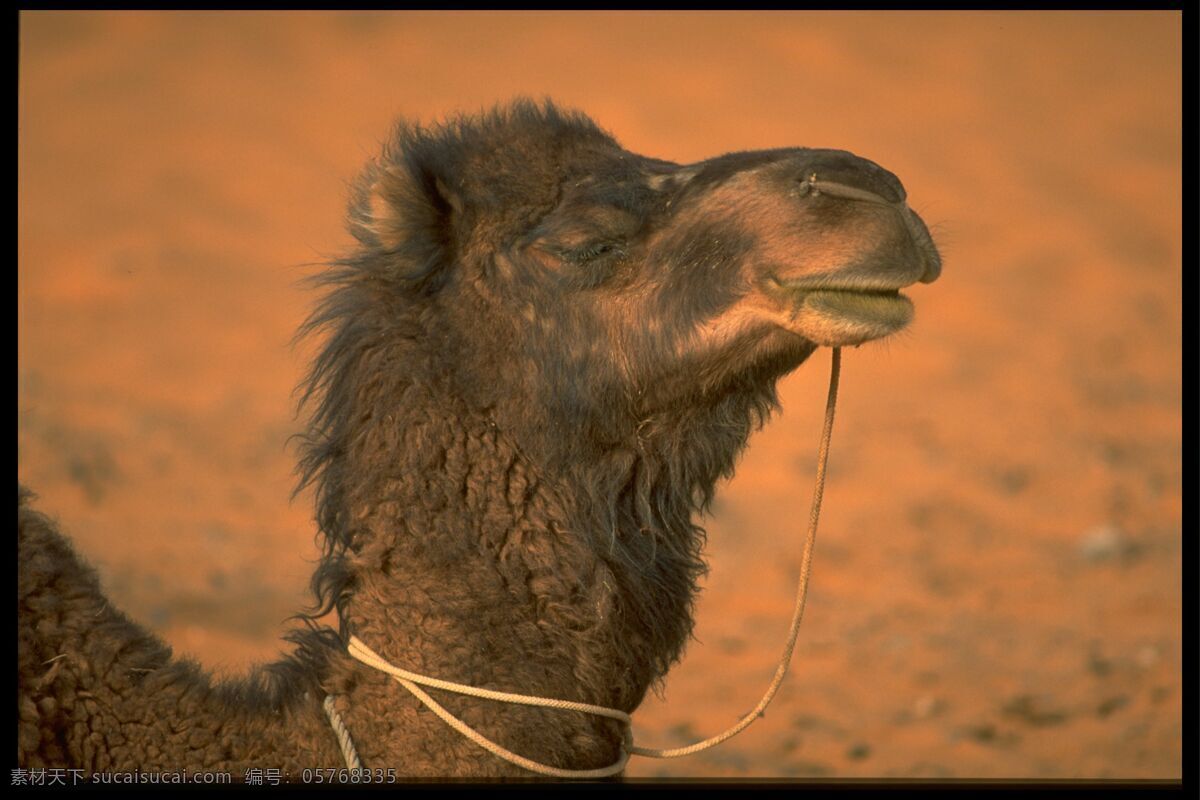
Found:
<box><xmin>17</xmin><ymin>100</ymin><xmax>940</xmax><ymax>778</ymax></box>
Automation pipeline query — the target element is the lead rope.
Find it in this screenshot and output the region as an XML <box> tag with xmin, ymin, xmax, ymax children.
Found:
<box><xmin>324</xmin><ymin>347</ymin><xmax>842</xmax><ymax>778</ymax></box>
<box><xmin>322</xmin><ymin>695</ymin><xmax>362</xmax><ymax>770</ymax></box>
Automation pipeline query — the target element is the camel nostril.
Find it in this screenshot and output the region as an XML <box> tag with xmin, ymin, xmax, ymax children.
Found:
<box><xmin>796</xmin><ymin>151</ymin><xmax>907</xmax><ymax>205</ymax></box>
<box><xmin>808</xmin><ymin>178</ymin><xmax>898</xmax><ymax>207</ymax></box>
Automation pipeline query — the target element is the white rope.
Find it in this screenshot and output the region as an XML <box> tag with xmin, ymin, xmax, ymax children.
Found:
<box><xmin>322</xmin><ymin>695</ymin><xmax>361</xmax><ymax>770</ymax></box>
<box><xmin>347</xmin><ymin>636</ymin><xmax>633</xmax><ymax>724</ymax></box>
<box><xmin>324</xmin><ymin>348</ymin><xmax>842</xmax><ymax>777</ymax></box>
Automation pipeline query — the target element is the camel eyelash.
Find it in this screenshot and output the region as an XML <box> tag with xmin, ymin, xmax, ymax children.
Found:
<box><xmin>567</xmin><ymin>240</ymin><xmax>625</xmax><ymax>263</ymax></box>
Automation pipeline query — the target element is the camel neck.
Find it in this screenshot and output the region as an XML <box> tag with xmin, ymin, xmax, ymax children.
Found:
<box><xmin>306</xmin><ymin>373</ymin><xmax>700</xmax><ymax>773</ymax></box>
<box><xmin>292</xmin><ymin>303</ymin><xmax>787</xmax><ymax>774</ymax></box>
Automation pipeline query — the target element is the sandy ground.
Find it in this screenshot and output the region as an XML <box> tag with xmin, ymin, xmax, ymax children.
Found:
<box><xmin>17</xmin><ymin>11</ymin><xmax>1181</xmax><ymax>781</ymax></box>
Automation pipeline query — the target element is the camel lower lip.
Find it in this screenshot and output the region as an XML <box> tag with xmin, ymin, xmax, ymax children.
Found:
<box><xmin>798</xmin><ymin>288</ymin><xmax>914</xmax><ymax>327</ymax></box>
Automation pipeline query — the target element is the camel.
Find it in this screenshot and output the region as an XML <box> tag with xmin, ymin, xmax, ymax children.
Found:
<box><xmin>18</xmin><ymin>100</ymin><xmax>940</xmax><ymax>778</ymax></box>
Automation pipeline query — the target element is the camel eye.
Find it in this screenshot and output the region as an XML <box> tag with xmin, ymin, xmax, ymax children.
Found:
<box><xmin>569</xmin><ymin>241</ymin><xmax>624</xmax><ymax>263</ymax></box>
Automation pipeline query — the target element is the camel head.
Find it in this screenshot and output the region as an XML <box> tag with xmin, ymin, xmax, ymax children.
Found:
<box><xmin>343</xmin><ymin>100</ymin><xmax>941</xmax><ymax>466</ymax></box>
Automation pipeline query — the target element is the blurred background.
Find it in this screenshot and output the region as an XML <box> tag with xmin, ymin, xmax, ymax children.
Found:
<box><xmin>18</xmin><ymin>11</ymin><xmax>1180</xmax><ymax>779</ymax></box>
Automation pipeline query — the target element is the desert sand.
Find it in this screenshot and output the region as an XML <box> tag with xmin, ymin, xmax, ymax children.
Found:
<box><xmin>18</xmin><ymin>11</ymin><xmax>1180</xmax><ymax>780</ymax></box>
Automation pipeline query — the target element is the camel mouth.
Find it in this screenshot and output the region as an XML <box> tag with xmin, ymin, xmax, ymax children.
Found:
<box><xmin>773</xmin><ymin>276</ymin><xmax>914</xmax><ymax>294</ymax></box>
<box><xmin>777</xmin><ymin>284</ymin><xmax>915</xmax><ymax>346</ymax></box>
<box><xmin>799</xmin><ymin>287</ymin><xmax>913</xmax><ymax>322</ymax></box>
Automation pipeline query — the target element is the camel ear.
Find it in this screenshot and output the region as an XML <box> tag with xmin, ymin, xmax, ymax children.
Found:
<box><xmin>358</xmin><ymin>161</ymin><xmax>465</xmax><ymax>285</ymax></box>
